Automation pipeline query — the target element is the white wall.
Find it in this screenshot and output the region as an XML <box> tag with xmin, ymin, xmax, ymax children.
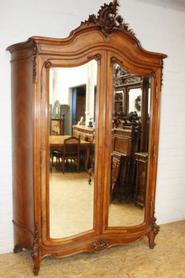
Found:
<box><xmin>0</xmin><ymin>0</ymin><xmax>185</xmax><ymax>253</ymax></box>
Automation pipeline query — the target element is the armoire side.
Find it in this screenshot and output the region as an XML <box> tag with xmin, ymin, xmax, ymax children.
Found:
<box><xmin>10</xmin><ymin>43</ymin><xmax>36</xmax><ymax>252</ymax></box>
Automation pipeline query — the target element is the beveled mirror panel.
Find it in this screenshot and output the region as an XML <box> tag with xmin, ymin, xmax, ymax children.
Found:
<box><xmin>49</xmin><ymin>60</ymin><xmax>97</xmax><ymax>238</ymax></box>
<box><xmin>108</xmin><ymin>63</ymin><xmax>151</xmax><ymax>227</ymax></box>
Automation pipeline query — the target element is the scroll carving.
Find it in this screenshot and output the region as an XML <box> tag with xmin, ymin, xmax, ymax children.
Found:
<box><xmin>80</xmin><ymin>0</ymin><xmax>137</xmax><ymax>40</ymax></box>
<box><xmin>147</xmin><ymin>213</ymin><xmax>160</xmax><ymax>249</ymax></box>
<box><xmin>91</xmin><ymin>240</ymin><xmax>109</xmax><ymax>251</ymax></box>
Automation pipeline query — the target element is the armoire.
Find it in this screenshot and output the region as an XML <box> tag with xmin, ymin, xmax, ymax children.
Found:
<box><xmin>7</xmin><ymin>0</ymin><xmax>167</xmax><ymax>275</ymax></box>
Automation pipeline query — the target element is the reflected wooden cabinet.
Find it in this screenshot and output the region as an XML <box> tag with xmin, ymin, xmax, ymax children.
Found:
<box><xmin>73</xmin><ymin>125</ymin><xmax>94</xmax><ymax>142</ymax></box>
<box><xmin>134</xmin><ymin>152</ymin><xmax>148</xmax><ymax>207</ymax></box>
<box><xmin>7</xmin><ymin>0</ymin><xmax>167</xmax><ymax>275</ymax></box>
<box><xmin>111</xmin><ymin>153</ymin><xmax>131</xmax><ymax>202</ymax></box>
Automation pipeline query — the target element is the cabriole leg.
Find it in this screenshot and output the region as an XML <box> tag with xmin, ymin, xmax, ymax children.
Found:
<box><xmin>31</xmin><ymin>251</ymin><xmax>41</xmax><ymax>276</ymax></box>
<box><xmin>147</xmin><ymin>230</ymin><xmax>157</xmax><ymax>249</ymax></box>
<box><xmin>147</xmin><ymin>218</ymin><xmax>160</xmax><ymax>249</ymax></box>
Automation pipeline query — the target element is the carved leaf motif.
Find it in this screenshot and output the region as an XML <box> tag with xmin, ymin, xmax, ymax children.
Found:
<box><xmin>80</xmin><ymin>0</ymin><xmax>138</xmax><ymax>39</ymax></box>
<box><xmin>152</xmin><ymin>215</ymin><xmax>160</xmax><ymax>236</ymax></box>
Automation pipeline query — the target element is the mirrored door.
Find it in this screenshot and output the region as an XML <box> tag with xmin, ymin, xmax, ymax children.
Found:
<box><xmin>48</xmin><ymin>60</ymin><xmax>98</xmax><ymax>239</ymax></box>
<box><xmin>108</xmin><ymin>62</ymin><xmax>151</xmax><ymax>227</ymax></box>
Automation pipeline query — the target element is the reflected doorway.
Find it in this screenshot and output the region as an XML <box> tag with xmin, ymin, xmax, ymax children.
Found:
<box><xmin>71</xmin><ymin>85</ymin><xmax>86</xmax><ymax>128</ymax></box>
<box><xmin>49</xmin><ymin>60</ymin><xmax>97</xmax><ymax>239</ymax></box>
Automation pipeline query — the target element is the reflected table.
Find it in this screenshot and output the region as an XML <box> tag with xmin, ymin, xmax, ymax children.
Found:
<box><xmin>49</xmin><ymin>135</ymin><xmax>92</xmax><ymax>170</ymax></box>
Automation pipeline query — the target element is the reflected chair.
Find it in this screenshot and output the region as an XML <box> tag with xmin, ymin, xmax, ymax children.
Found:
<box><xmin>62</xmin><ymin>136</ymin><xmax>80</xmax><ymax>173</ymax></box>
<box><xmin>50</xmin><ymin>149</ymin><xmax>63</xmax><ymax>171</ymax></box>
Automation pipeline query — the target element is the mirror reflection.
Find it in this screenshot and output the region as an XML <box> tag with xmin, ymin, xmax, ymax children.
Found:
<box><xmin>49</xmin><ymin>60</ymin><xmax>97</xmax><ymax>238</ymax></box>
<box><xmin>108</xmin><ymin>63</ymin><xmax>151</xmax><ymax>227</ymax></box>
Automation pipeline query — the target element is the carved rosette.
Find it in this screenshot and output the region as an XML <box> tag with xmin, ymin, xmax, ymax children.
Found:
<box><xmin>44</xmin><ymin>60</ymin><xmax>52</xmax><ymax>69</ymax></box>
<box><xmin>91</xmin><ymin>239</ymin><xmax>109</xmax><ymax>251</ymax></box>
<box><xmin>80</xmin><ymin>0</ymin><xmax>137</xmax><ymax>40</ymax></box>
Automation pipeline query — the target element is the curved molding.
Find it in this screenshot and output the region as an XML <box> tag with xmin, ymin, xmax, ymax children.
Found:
<box><xmin>110</xmin><ymin>55</ymin><xmax>154</xmax><ymax>77</ymax></box>
<box><xmin>7</xmin><ymin>1</ymin><xmax>167</xmax><ymax>62</ymax></box>
<box><xmin>87</xmin><ymin>53</ymin><xmax>102</xmax><ymax>64</ymax></box>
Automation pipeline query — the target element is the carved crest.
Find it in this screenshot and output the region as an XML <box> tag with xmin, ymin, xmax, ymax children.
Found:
<box><xmin>80</xmin><ymin>0</ymin><xmax>137</xmax><ymax>38</ymax></box>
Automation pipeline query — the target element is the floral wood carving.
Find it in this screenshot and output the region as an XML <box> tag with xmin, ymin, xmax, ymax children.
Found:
<box><xmin>152</xmin><ymin>215</ymin><xmax>160</xmax><ymax>236</ymax></box>
<box><xmin>31</xmin><ymin>224</ymin><xmax>40</xmax><ymax>260</ymax></box>
<box><xmin>31</xmin><ymin>224</ymin><xmax>41</xmax><ymax>275</ymax></box>
<box><xmin>147</xmin><ymin>214</ymin><xmax>160</xmax><ymax>249</ymax></box>
<box><xmin>33</xmin><ymin>43</ymin><xmax>37</xmax><ymax>83</ymax></box>
<box><xmin>80</xmin><ymin>0</ymin><xmax>137</xmax><ymax>39</ymax></box>
<box><xmin>91</xmin><ymin>239</ymin><xmax>109</xmax><ymax>251</ymax></box>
